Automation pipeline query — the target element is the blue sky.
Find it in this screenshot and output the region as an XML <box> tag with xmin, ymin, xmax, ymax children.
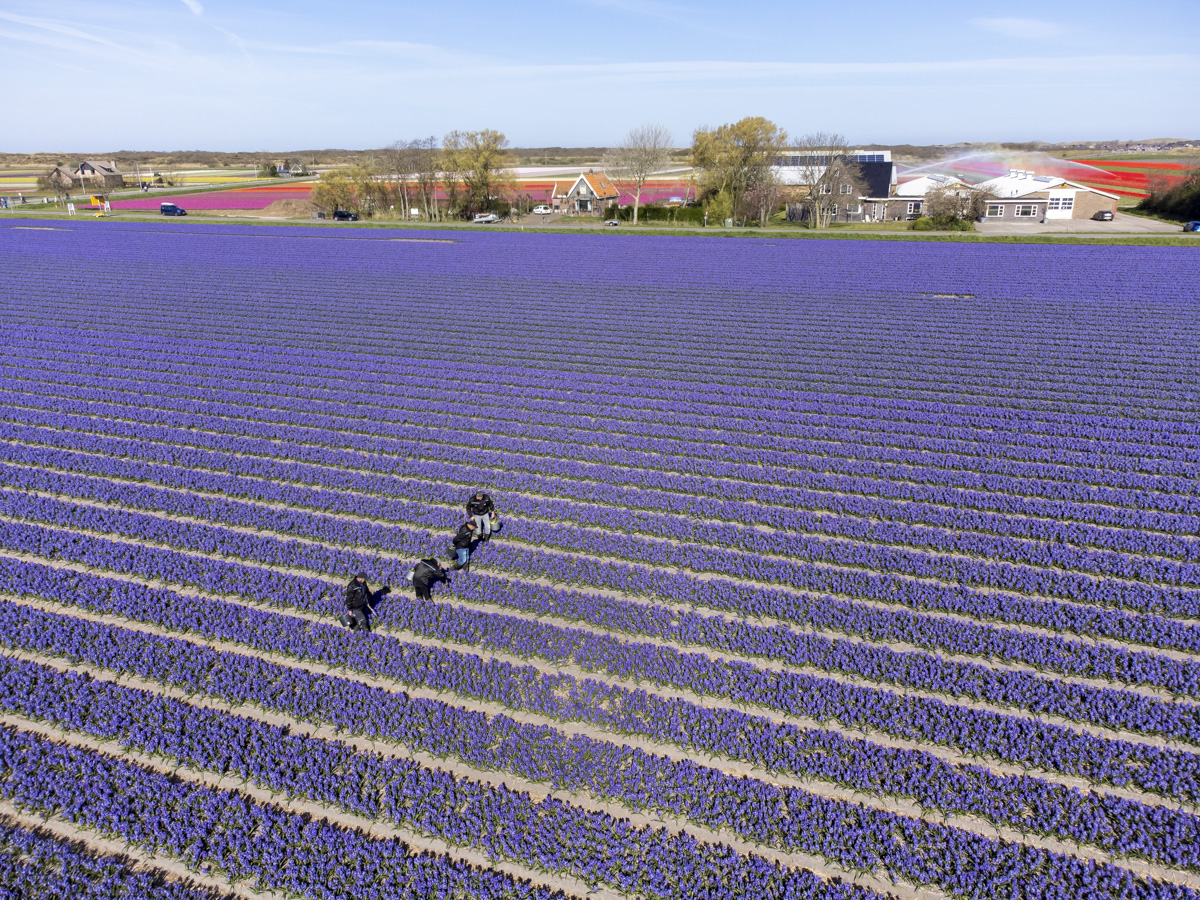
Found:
<box><xmin>1</xmin><ymin>0</ymin><xmax>1197</xmax><ymax>151</ymax></box>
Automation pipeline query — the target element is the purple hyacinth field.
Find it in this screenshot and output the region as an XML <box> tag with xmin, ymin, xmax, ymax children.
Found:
<box><xmin>1</xmin><ymin>218</ymin><xmax>1199</xmax><ymax>900</ymax></box>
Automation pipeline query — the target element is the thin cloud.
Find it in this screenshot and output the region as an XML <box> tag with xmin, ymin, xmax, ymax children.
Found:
<box><xmin>974</xmin><ymin>17</ymin><xmax>1067</xmax><ymax>39</ymax></box>
<box><xmin>474</xmin><ymin>53</ymin><xmax>1188</xmax><ymax>83</ymax></box>
<box><xmin>179</xmin><ymin>0</ymin><xmax>204</xmax><ymax>15</ymax></box>
<box><xmin>0</xmin><ymin>11</ymin><xmax>126</xmax><ymax>50</ymax></box>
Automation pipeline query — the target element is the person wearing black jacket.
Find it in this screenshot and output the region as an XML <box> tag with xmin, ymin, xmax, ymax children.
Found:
<box><xmin>466</xmin><ymin>491</ymin><xmax>495</xmax><ymax>539</ymax></box>
<box><xmin>451</xmin><ymin>520</ymin><xmax>477</xmax><ymax>571</ymax></box>
<box><xmin>343</xmin><ymin>572</ymin><xmax>376</xmax><ymax>632</ymax></box>
<box><xmin>412</xmin><ymin>558</ymin><xmax>450</xmax><ymax>601</ymax></box>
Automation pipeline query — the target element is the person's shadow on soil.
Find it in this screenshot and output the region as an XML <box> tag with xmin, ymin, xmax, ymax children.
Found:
<box><xmin>365</xmin><ymin>586</ymin><xmax>392</xmax><ymax>624</ymax></box>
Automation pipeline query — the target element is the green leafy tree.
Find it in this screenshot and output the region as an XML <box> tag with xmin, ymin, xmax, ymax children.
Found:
<box><xmin>691</xmin><ymin>117</ymin><xmax>787</xmax><ymax>225</ymax></box>
<box><xmin>1138</xmin><ymin>160</ymin><xmax>1200</xmax><ymax>220</ymax></box>
<box><xmin>311</xmin><ymin>170</ymin><xmax>353</xmax><ymax>216</ymax></box>
<box><xmin>442</xmin><ymin>129</ymin><xmax>510</xmax><ymax>214</ymax></box>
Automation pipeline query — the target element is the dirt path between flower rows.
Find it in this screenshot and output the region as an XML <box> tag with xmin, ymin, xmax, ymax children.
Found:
<box><xmin>9</xmin><ymin>398</ymin><xmax>1193</xmax><ymax>599</ymax></box>
<box><xmin>4</xmin><ymin>578</ymin><xmax>1200</xmax><ymax>895</ymax></box>
<box><xmin>4</xmin><ymin>376</ymin><xmax>1188</xmax><ymax>524</ymax></box>
<box><xmin>3</xmin><ymin>625</ymin><xmax>1196</xmax><ymax>895</ymax></box>
<box><xmin>0</xmin><ymin>712</ymin><xmax>604</xmax><ymax>900</ymax></box>
<box><xmin>0</xmin><ymin>804</ymin><xmax>275</xmax><ymax>900</ymax></box>
<box><xmin>8</xmin><ymin>415</ymin><xmax>1198</xmax><ymax>632</ymax></box>
<box><xmin>4</xmin><ymin>472</ymin><xmax>1198</xmax><ymax>707</ymax></box>
<box><xmin>9</xmin><ymin>462</ymin><xmax>1195</xmax><ymax>701</ymax></box>
<box><xmin>4</xmin><ymin>443</ymin><xmax>1197</xmax><ymax>676</ymax></box>
<box><xmin>6</xmin><ymin>377</ymin><xmax>1197</xmax><ymax>550</ymax></box>
<box><xmin>5</xmin><ymin>345</ymin><xmax>1194</xmax><ymax>469</ymax></box>
<box><xmin>7</xmin><ymin>378</ymin><xmax>1197</xmax><ymax>553</ymax></box>
<box><xmin>11</xmin><ymin>460</ymin><xmax>1194</xmax><ymax>703</ymax></box>
<box><xmin>2</xmin><ymin>505</ymin><xmax>1193</xmax><ymax>763</ymax></box>
<box><xmin>0</xmin><ymin>653</ymin><xmax>953</xmax><ymax>900</ymax></box>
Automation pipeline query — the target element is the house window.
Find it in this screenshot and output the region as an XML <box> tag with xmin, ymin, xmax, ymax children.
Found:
<box><xmin>829</xmin><ymin>205</ymin><xmax>838</xmax><ymax>217</ymax></box>
<box><xmin>839</xmin><ymin>184</ymin><xmax>852</xmax><ymax>194</ymax></box>
<box><xmin>986</xmin><ymin>204</ymin><xmax>1004</xmax><ymax>217</ymax></box>
<box><xmin>907</xmin><ymin>201</ymin><xmax>922</xmax><ymax>215</ymax></box>
<box><xmin>1048</xmin><ymin>197</ymin><xmax>1074</xmax><ymax>211</ymax></box>
<box><xmin>847</xmin><ymin>204</ymin><xmax>861</xmax><ymax>215</ymax></box>
<box><xmin>819</xmin><ymin>184</ymin><xmax>832</xmax><ymax>195</ymax></box>
<box><xmin>1015</xmin><ymin>204</ymin><xmax>1038</xmax><ymax>217</ymax></box>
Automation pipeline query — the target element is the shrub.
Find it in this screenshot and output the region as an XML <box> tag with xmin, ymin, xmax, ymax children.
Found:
<box><xmin>1137</xmin><ymin>170</ymin><xmax>1200</xmax><ymax>221</ymax></box>
<box><xmin>616</xmin><ymin>205</ymin><xmax>706</xmax><ymax>225</ymax></box>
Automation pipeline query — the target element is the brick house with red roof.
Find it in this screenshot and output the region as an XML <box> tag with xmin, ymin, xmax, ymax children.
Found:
<box><xmin>564</xmin><ymin>170</ymin><xmax>619</xmax><ymax>215</ymax></box>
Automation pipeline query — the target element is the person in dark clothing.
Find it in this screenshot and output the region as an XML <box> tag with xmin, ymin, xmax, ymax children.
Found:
<box><xmin>451</xmin><ymin>520</ymin><xmax>478</xmax><ymax>571</ymax></box>
<box><xmin>466</xmin><ymin>491</ymin><xmax>495</xmax><ymax>539</ymax></box>
<box><xmin>343</xmin><ymin>572</ymin><xmax>378</xmax><ymax>632</ymax></box>
<box><xmin>412</xmin><ymin>558</ymin><xmax>450</xmax><ymax>601</ymax></box>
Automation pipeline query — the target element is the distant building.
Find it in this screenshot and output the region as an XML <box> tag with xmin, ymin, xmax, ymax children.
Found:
<box><xmin>43</xmin><ymin>166</ymin><xmax>79</xmax><ymax>193</ymax></box>
<box><xmin>862</xmin><ymin>173</ymin><xmax>969</xmax><ymax>222</ymax></box>
<box><xmin>546</xmin><ymin>181</ymin><xmax>573</xmax><ymax>211</ymax></box>
<box><xmin>74</xmin><ymin>160</ymin><xmax>124</xmax><ymax>189</ymax></box>
<box><xmin>564</xmin><ymin>171</ymin><xmax>619</xmax><ymax>215</ymax></box>
<box><xmin>774</xmin><ymin>150</ymin><xmax>895</xmax><ymax>192</ymax></box>
<box><xmin>974</xmin><ymin>170</ymin><xmax>1119</xmax><ymax>221</ymax></box>
<box><xmin>776</xmin><ymin>150</ymin><xmax>896</xmax><ymax>223</ymax></box>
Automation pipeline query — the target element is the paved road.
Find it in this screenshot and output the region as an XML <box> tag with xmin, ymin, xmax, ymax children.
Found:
<box><xmin>976</xmin><ymin>212</ymin><xmax>1182</xmax><ymax>236</ymax></box>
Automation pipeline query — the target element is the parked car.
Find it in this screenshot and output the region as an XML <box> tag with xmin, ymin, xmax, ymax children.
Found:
<box><xmin>333</xmin><ymin>210</ymin><xmax>359</xmax><ymax>221</ymax></box>
<box><xmin>603</xmin><ymin>219</ymin><xmax>620</xmax><ymax>227</ymax></box>
<box><xmin>159</xmin><ymin>203</ymin><xmax>187</xmax><ymax>216</ymax></box>
<box><xmin>1091</xmin><ymin>210</ymin><xmax>1114</xmax><ymax>221</ymax></box>
<box><xmin>1184</xmin><ymin>221</ymin><xmax>1200</xmax><ymax>233</ymax></box>
<box><xmin>532</xmin><ymin>205</ymin><xmax>552</xmax><ymax>215</ymax></box>
<box><xmin>473</xmin><ymin>212</ymin><xmax>501</xmax><ymax>224</ymax></box>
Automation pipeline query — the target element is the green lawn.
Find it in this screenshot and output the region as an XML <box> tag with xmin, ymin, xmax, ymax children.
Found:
<box><xmin>7</xmin><ymin>210</ymin><xmax>1199</xmax><ymax>246</ymax></box>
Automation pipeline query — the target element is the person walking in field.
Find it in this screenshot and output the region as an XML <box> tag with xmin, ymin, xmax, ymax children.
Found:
<box><xmin>451</xmin><ymin>519</ymin><xmax>478</xmax><ymax>571</ymax></box>
<box><xmin>466</xmin><ymin>491</ymin><xmax>495</xmax><ymax>540</ymax></box>
<box><xmin>342</xmin><ymin>572</ymin><xmax>386</xmax><ymax>632</ymax></box>
<box><xmin>411</xmin><ymin>557</ymin><xmax>450</xmax><ymax>602</ymax></box>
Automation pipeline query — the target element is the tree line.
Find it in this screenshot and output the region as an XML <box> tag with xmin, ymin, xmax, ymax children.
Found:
<box><xmin>311</xmin><ymin>131</ymin><xmax>521</xmax><ymax>221</ymax></box>
<box><xmin>309</xmin><ymin>116</ymin><xmax>995</xmax><ymax>229</ymax></box>
<box><xmin>1137</xmin><ymin>161</ymin><xmax>1200</xmax><ymax>221</ymax></box>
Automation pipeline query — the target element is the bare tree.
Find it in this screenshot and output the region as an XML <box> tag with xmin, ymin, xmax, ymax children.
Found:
<box><xmin>603</xmin><ymin>123</ymin><xmax>673</xmax><ymax>225</ymax></box>
<box><xmin>36</xmin><ymin>168</ymin><xmax>74</xmax><ymax>206</ymax></box>
<box><xmin>791</xmin><ymin>133</ymin><xmax>862</xmax><ymax>229</ymax></box>
<box><xmin>923</xmin><ymin>183</ymin><xmax>996</xmax><ymax>224</ymax></box>
<box><xmin>741</xmin><ymin>172</ymin><xmax>783</xmax><ymax>227</ymax></box>
<box><xmin>410</xmin><ymin>137</ymin><xmax>441</xmax><ymax>221</ymax></box>
<box><xmin>381</xmin><ymin>141</ymin><xmax>412</xmax><ymax>217</ymax></box>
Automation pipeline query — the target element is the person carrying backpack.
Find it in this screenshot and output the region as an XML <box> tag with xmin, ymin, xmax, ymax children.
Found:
<box><xmin>466</xmin><ymin>491</ymin><xmax>495</xmax><ymax>540</ymax></box>
<box><xmin>451</xmin><ymin>519</ymin><xmax>478</xmax><ymax>571</ymax></box>
<box><xmin>410</xmin><ymin>557</ymin><xmax>450</xmax><ymax>601</ymax></box>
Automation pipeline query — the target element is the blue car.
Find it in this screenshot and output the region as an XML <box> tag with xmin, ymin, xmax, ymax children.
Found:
<box><xmin>1184</xmin><ymin>221</ymin><xmax>1200</xmax><ymax>233</ymax></box>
